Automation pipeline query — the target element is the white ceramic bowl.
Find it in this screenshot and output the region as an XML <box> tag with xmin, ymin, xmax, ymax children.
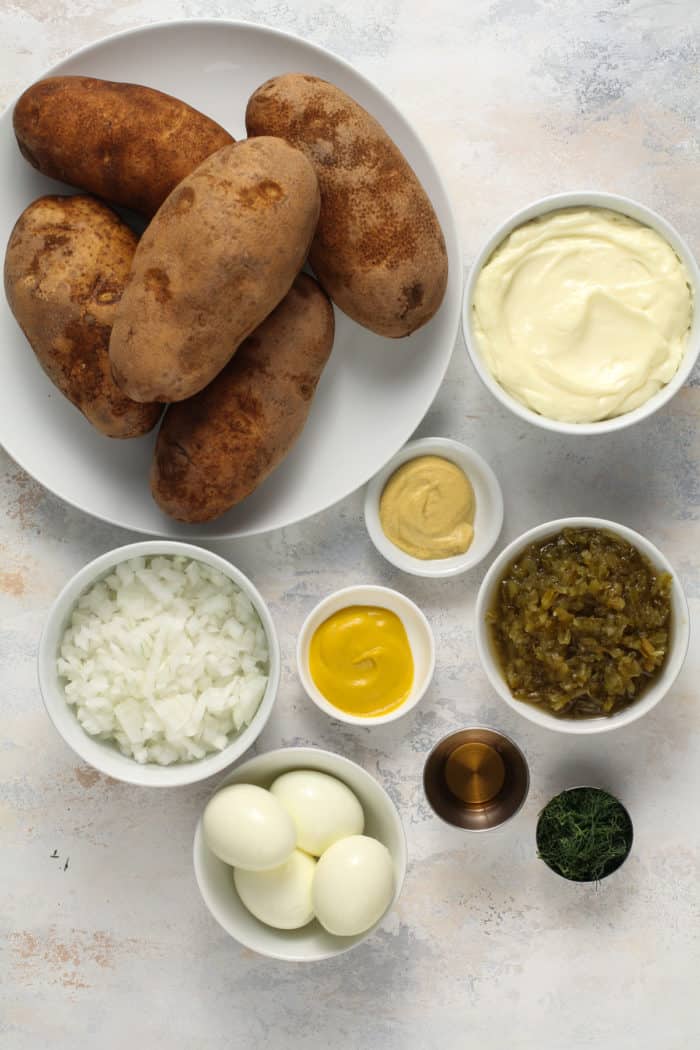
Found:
<box><xmin>462</xmin><ymin>191</ymin><xmax>700</xmax><ymax>435</ymax></box>
<box><xmin>296</xmin><ymin>585</ymin><xmax>435</xmax><ymax>726</ymax></box>
<box><xmin>475</xmin><ymin>517</ymin><xmax>690</xmax><ymax>735</ymax></box>
<box><xmin>193</xmin><ymin>747</ymin><xmax>407</xmax><ymax>961</ymax></box>
<box><xmin>37</xmin><ymin>541</ymin><xmax>280</xmax><ymax>786</ymax></box>
<box><xmin>364</xmin><ymin>437</ymin><xmax>504</xmax><ymax>577</ymax></box>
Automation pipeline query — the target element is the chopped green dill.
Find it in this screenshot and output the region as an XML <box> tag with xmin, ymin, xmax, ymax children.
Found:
<box><xmin>536</xmin><ymin>787</ymin><xmax>633</xmax><ymax>882</ymax></box>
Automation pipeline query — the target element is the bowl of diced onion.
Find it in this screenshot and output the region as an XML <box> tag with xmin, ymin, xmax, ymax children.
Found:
<box><xmin>38</xmin><ymin>541</ymin><xmax>280</xmax><ymax>786</ymax></box>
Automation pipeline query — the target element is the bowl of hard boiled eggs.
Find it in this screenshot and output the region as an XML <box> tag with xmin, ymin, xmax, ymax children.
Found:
<box><xmin>193</xmin><ymin>746</ymin><xmax>407</xmax><ymax>961</ymax></box>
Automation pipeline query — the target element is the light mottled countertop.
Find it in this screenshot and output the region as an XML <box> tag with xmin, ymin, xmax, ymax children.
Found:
<box><xmin>2</xmin><ymin>2</ymin><xmax>699</xmax><ymax>1048</ymax></box>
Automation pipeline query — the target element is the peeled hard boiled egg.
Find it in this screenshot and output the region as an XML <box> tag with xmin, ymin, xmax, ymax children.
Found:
<box><xmin>203</xmin><ymin>783</ymin><xmax>296</xmax><ymax>871</ymax></box>
<box><xmin>234</xmin><ymin>849</ymin><xmax>316</xmax><ymax>930</ymax></box>
<box><xmin>270</xmin><ymin>769</ymin><xmax>365</xmax><ymax>856</ymax></box>
<box><xmin>312</xmin><ymin>834</ymin><xmax>394</xmax><ymax>936</ymax></box>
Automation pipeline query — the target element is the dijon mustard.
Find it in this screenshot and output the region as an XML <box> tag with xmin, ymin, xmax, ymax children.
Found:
<box><xmin>379</xmin><ymin>455</ymin><xmax>475</xmax><ymax>560</ymax></box>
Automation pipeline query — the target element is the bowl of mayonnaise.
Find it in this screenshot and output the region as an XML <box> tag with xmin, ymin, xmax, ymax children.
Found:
<box><xmin>463</xmin><ymin>191</ymin><xmax>700</xmax><ymax>434</ymax></box>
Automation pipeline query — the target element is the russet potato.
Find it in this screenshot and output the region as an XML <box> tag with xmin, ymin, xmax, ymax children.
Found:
<box><xmin>3</xmin><ymin>195</ymin><xmax>161</xmax><ymax>438</ymax></box>
<box><xmin>245</xmin><ymin>74</ymin><xmax>448</xmax><ymax>338</ymax></box>
<box><xmin>151</xmin><ymin>274</ymin><xmax>334</xmax><ymax>522</ymax></box>
<box><xmin>109</xmin><ymin>137</ymin><xmax>321</xmax><ymax>404</ymax></box>
<box><xmin>13</xmin><ymin>76</ymin><xmax>234</xmax><ymax>217</ymax></box>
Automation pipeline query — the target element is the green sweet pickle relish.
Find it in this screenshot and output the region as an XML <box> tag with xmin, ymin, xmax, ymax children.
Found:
<box><xmin>487</xmin><ymin>527</ymin><xmax>672</xmax><ymax>718</ymax></box>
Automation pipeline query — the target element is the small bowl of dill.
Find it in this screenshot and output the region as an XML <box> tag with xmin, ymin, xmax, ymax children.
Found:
<box><xmin>536</xmin><ymin>787</ymin><xmax>633</xmax><ymax>883</ymax></box>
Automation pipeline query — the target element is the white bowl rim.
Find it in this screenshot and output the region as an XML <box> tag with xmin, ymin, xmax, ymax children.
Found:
<box><xmin>474</xmin><ymin>517</ymin><xmax>690</xmax><ymax>735</ymax></box>
<box><xmin>192</xmin><ymin>745</ymin><xmax>408</xmax><ymax>962</ymax></box>
<box><xmin>37</xmin><ymin>540</ymin><xmax>280</xmax><ymax>786</ymax></box>
<box><xmin>296</xmin><ymin>584</ymin><xmax>436</xmax><ymax>726</ymax></box>
<box><xmin>363</xmin><ymin>436</ymin><xmax>504</xmax><ymax>578</ymax></box>
<box><xmin>462</xmin><ymin>190</ymin><xmax>700</xmax><ymax>435</ymax></box>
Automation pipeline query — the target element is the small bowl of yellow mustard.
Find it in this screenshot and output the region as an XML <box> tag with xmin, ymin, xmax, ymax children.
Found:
<box><xmin>296</xmin><ymin>584</ymin><xmax>435</xmax><ymax>726</ymax></box>
<box><xmin>364</xmin><ymin>437</ymin><xmax>504</xmax><ymax>578</ymax></box>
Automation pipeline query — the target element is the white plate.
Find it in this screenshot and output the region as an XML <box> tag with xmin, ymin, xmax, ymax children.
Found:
<box><xmin>0</xmin><ymin>19</ymin><xmax>461</xmax><ymax>539</ymax></box>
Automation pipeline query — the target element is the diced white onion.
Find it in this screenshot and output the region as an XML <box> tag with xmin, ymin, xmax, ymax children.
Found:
<box><xmin>58</xmin><ymin>556</ymin><xmax>269</xmax><ymax>765</ymax></box>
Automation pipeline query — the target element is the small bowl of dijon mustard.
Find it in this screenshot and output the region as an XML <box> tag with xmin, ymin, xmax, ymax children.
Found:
<box><xmin>364</xmin><ymin>437</ymin><xmax>504</xmax><ymax>578</ymax></box>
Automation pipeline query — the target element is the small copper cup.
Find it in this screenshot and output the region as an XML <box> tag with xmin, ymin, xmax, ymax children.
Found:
<box><xmin>423</xmin><ymin>727</ymin><xmax>530</xmax><ymax>831</ymax></box>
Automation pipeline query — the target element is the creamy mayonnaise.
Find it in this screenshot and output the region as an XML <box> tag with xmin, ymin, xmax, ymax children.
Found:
<box><xmin>472</xmin><ymin>207</ymin><xmax>693</xmax><ymax>423</ymax></box>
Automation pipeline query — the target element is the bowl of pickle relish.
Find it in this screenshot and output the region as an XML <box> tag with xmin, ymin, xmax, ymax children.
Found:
<box><xmin>475</xmin><ymin>518</ymin><xmax>689</xmax><ymax>735</ymax></box>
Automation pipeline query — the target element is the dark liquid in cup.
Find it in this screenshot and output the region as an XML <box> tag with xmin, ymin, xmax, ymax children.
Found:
<box><xmin>444</xmin><ymin>742</ymin><xmax>506</xmax><ymax>806</ymax></box>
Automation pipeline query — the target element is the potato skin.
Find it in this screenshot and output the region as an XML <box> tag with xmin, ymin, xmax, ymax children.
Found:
<box><xmin>13</xmin><ymin>76</ymin><xmax>234</xmax><ymax>217</ymax></box>
<box><xmin>3</xmin><ymin>195</ymin><xmax>162</xmax><ymax>438</ymax></box>
<box><xmin>110</xmin><ymin>137</ymin><xmax>321</xmax><ymax>404</ymax></box>
<box><xmin>151</xmin><ymin>274</ymin><xmax>334</xmax><ymax>523</ymax></box>
<box><xmin>245</xmin><ymin>74</ymin><xmax>448</xmax><ymax>338</ymax></box>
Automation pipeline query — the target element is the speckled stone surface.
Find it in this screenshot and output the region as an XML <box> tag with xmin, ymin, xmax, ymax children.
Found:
<box><xmin>2</xmin><ymin>3</ymin><xmax>699</xmax><ymax>1048</ymax></box>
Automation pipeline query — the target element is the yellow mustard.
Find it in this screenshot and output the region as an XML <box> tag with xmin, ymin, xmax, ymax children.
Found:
<box><xmin>379</xmin><ymin>455</ymin><xmax>475</xmax><ymax>560</ymax></box>
<box><xmin>309</xmin><ymin>605</ymin><xmax>414</xmax><ymax>718</ymax></box>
